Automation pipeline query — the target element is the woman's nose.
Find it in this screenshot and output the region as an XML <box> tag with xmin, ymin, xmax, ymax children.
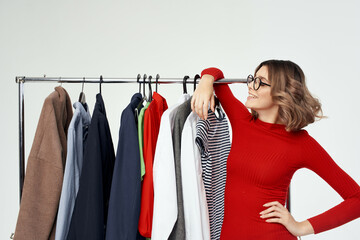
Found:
<box><xmin>248</xmin><ymin>82</ymin><xmax>254</xmax><ymax>91</ymax></box>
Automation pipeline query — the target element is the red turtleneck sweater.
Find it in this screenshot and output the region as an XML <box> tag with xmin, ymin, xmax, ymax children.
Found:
<box><xmin>201</xmin><ymin>67</ymin><xmax>360</xmax><ymax>240</ymax></box>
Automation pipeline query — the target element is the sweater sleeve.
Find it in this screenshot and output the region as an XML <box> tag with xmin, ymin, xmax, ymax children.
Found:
<box><xmin>301</xmin><ymin>133</ymin><xmax>360</xmax><ymax>234</ymax></box>
<box><xmin>201</xmin><ymin>67</ymin><xmax>251</xmax><ymax>121</ymax></box>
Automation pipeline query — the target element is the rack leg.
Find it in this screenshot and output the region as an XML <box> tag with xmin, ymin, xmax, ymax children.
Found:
<box><xmin>18</xmin><ymin>79</ymin><xmax>25</xmax><ymax>203</ymax></box>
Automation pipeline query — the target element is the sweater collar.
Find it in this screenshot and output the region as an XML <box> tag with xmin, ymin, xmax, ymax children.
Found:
<box><xmin>252</xmin><ymin>117</ymin><xmax>291</xmax><ymax>134</ymax></box>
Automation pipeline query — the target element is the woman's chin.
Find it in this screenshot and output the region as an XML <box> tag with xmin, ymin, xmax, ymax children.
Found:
<box><xmin>245</xmin><ymin>102</ymin><xmax>256</xmax><ymax>111</ymax></box>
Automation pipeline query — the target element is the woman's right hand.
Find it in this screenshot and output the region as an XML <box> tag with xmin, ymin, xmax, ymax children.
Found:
<box><xmin>191</xmin><ymin>74</ymin><xmax>215</xmax><ymax>120</ymax></box>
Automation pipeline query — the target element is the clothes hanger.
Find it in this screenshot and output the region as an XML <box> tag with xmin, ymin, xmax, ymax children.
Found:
<box><xmin>135</xmin><ymin>74</ymin><xmax>143</xmax><ymax>122</ymax></box>
<box><xmin>137</xmin><ymin>73</ymin><xmax>142</xmax><ymax>94</ymax></box>
<box><xmin>193</xmin><ymin>74</ymin><xmax>200</xmax><ymax>92</ymax></box>
<box><xmin>135</xmin><ymin>74</ymin><xmax>147</xmax><ymax>120</ymax></box>
<box><xmin>155</xmin><ymin>74</ymin><xmax>160</xmax><ymax>93</ymax></box>
<box><xmin>99</xmin><ymin>75</ymin><xmax>103</xmax><ymax>94</ymax></box>
<box><xmin>142</xmin><ymin>74</ymin><xmax>147</xmax><ymax>100</ymax></box>
<box><xmin>78</xmin><ymin>77</ymin><xmax>87</xmax><ymax>111</ymax></box>
<box><xmin>148</xmin><ymin>75</ymin><xmax>153</xmax><ymax>102</ymax></box>
<box><xmin>183</xmin><ymin>75</ymin><xmax>189</xmax><ymax>94</ymax></box>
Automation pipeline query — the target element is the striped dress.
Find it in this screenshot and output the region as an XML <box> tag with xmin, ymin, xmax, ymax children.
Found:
<box><xmin>196</xmin><ymin>109</ymin><xmax>231</xmax><ymax>240</ymax></box>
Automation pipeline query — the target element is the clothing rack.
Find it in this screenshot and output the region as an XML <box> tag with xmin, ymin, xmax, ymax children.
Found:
<box><xmin>15</xmin><ymin>75</ymin><xmax>291</xmax><ymax>212</ymax></box>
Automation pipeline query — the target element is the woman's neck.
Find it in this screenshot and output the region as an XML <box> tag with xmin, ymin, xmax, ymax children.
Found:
<box><xmin>258</xmin><ymin>115</ymin><xmax>279</xmax><ymax>124</ymax></box>
<box><xmin>256</xmin><ymin>107</ymin><xmax>283</xmax><ymax>125</ymax></box>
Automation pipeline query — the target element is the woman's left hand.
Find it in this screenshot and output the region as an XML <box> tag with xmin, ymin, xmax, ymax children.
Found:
<box><xmin>260</xmin><ymin>201</ymin><xmax>313</xmax><ymax>237</ymax></box>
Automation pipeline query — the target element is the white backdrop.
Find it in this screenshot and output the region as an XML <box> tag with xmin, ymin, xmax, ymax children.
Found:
<box><xmin>1</xmin><ymin>0</ymin><xmax>359</xmax><ymax>239</ymax></box>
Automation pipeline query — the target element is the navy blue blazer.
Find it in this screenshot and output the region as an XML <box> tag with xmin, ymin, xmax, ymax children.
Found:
<box><xmin>106</xmin><ymin>93</ymin><xmax>145</xmax><ymax>240</ymax></box>
<box><xmin>67</xmin><ymin>94</ymin><xmax>115</xmax><ymax>240</ymax></box>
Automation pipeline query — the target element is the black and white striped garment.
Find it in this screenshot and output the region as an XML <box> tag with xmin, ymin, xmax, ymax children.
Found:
<box><xmin>195</xmin><ymin>109</ymin><xmax>231</xmax><ymax>240</ymax></box>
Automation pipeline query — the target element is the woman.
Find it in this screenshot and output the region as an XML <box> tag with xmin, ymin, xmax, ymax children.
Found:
<box><xmin>191</xmin><ymin>60</ymin><xmax>360</xmax><ymax>239</ymax></box>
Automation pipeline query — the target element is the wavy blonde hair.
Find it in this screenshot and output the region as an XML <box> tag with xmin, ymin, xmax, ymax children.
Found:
<box><xmin>250</xmin><ymin>60</ymin><xmax>327</xmax><ymax>132</ymax></box>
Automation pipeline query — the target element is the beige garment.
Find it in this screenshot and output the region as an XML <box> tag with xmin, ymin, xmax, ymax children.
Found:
<box><xmin>14</xmin><ymin>87</ymin><xmax>73</xmax><ymax>240</ymax></box>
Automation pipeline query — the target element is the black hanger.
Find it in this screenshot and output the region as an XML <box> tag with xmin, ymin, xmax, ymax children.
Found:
<box><xmin>193</xmin><ymin>74</ymin><xmax>200</xmax><ymax>92</ymax></box>
<box><xmin>148</xmin><ymin>75</ymin><xmax>153</xmax><ymax>101</ymax></box>
<box><xmin>137</xmin><ymin>74</ymin><xmax>141</xmax><ymax>93</ymax></box>
<box><xmin>135</xmin><ymin>74</ymin><xmax>144</xmax><ymax>122</ymax></box>
<box><xmin>135</xmin><ymin>74</ymin><xmax>147</xmax><ymax>121</ymax></box>
<box><xmin>99</xmin><ymin>75</ymin><xmax>103</xmax><ymax>94</ymax></box>
<box><xmin>142</xmin><ymin>74</ymin><xmax>147</xmax><ymax>99</ymax></box>
<box><xmin>134</xmin><ymin>74</ymin><xmax>146</xmax><ymax>124</ymax></box>
<box><xmin>155</xmin><ymin>74</ymin><xmax>160</xmax><ymax>93</ymax></box>
<box><xmin>183</xmin><ymin>75</ymin><xmax>189</xmax><ymax>94</ymax></box>
<box><xmin>78</xmin><ymin>77</ymin><xmax>87</xmax><ymax>111</ymax></box>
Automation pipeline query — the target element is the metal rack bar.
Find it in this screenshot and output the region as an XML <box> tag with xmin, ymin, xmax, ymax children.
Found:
<box><xmin>15</xmin><ymin>76</ymin><xmax>247</xmax><ymax>84</ymax></box>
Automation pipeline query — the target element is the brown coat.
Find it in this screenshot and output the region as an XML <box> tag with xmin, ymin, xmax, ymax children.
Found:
<box><xmin>14</xmin><ymin>87</ymin><xmax>73</xmax><ymax>240</ymax></box>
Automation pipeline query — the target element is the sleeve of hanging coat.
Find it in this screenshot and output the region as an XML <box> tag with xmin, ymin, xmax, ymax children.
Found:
<box><xmin>105</xmin><ymin>93</ymin><xmax>143</xmax><ymax>240</ymax></box>
<box><xmin>67</xmin><ymin>94</ymin><xmax>115</xmax><ymax>240</ymax></box>
<box><xmin>14</xmin><ymin>87</ymin><xmax>73</xmax><ymax>240</ymax></box>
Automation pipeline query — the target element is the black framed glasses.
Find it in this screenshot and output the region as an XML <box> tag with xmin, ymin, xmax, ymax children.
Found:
<box><xmin>247</xmin><ymin>74</ymin><xmax>271</xmax><ymax>90</ymax></box>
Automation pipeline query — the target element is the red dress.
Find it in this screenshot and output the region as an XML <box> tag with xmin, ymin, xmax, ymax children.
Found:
<box><xmin>201</xmin><ymin>67</ymin><xmax>360</xmax><ymax>240</ymax></box>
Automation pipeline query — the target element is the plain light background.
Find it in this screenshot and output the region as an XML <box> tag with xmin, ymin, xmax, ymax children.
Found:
<box><xmin>1</xmin><ymin>0</ymin><xmax>359</xmax><ymax>239</ymax></box>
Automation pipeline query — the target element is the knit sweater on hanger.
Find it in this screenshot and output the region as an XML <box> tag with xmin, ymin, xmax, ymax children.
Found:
<box><xmin>201</xmin><ymin>67</ymin><xmax>360</xmax><ymax>240</ymax></box>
